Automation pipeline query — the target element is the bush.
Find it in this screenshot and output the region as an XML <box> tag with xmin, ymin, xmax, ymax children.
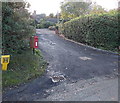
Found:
<box><xmin>59</xmin><ymin>10</ymin><xmax>119</xmax><ymax>51</ymax></box>
<box><xmin>2</xmin><ymin>2</ymin><xmax>47</xmax><ymax>89</ymax></box>
<box><xmin>2</xmin><ymin>2</ymin><xmax>35</xmax><ymax>54</ymax></box>
<box><xmin>36</xmin><ymin>20</ymin><xmax>55</xmax><ymax>29</ymax></box>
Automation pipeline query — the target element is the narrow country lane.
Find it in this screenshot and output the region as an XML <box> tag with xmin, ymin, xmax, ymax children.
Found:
<box><xmin>3</xmin><ymin>29</ymin><xmax>118</xmax><ymax>101</ymax></box>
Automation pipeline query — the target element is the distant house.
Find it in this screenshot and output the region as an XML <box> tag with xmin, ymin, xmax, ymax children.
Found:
<box><xmin>36</xmin><ymin>14</ymin><xmax>46</xmax><ymax>23</ymax></box>
<box><xmin>31</xmin><ymin>11</ymin><xmax>58</xmax><ymax>24</ymax></box>
<box><xmin>31</xmin><ymin>11</ymin><xmax>46</xmax><ymax>23</ymax></box>
<box><xmin>46</xmin><ymin>18</ymin><xmax>58</xmax><ymax>23</ymax></box>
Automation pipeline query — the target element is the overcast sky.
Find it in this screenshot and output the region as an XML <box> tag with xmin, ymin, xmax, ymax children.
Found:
<box><xmin>27</xmin><ymin>0</ymin><xmax>119</xmax><ymax>15</ymax></box>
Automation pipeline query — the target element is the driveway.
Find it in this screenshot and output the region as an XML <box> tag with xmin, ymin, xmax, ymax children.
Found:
<box><xmin>3</xmin><ymin>29</ymin><xmax>118</xmax><ymax>101</ymax></box>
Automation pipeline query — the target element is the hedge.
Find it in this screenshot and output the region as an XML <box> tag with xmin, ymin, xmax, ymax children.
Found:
<box><xmin>59</xmin><ymin>11</ymin><xmax>119</xmax><ymax>52</ymax></box>
<box><xmin>36</xmin><ymin>21</ymin><xmax>55</xmax><ymax>29</ymax></box>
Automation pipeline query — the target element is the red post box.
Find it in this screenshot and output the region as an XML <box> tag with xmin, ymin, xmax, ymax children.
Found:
<box><xmin>30</xmin><ymin>36</ymin><xmax>38</xmax><ymax>48</ymax></box>
<box><xmin>34</xmin><ymin>36</ymin><xmax>38</xmax><ymax>48</ymax></box>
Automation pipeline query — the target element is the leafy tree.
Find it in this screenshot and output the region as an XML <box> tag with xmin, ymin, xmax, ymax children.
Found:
<box><xmin>49</xmin><ymin>13</ymin><xmax>54</xmax><ymax>18</ymax></box>
<box><xmin>89</xmin><ymin>2</ymin><xmax>107</xmax><ymax>15</ymax></box>
<box><xmin>60</xmin><ymin>1</ymin><xmax>92</xmax><ymax>19</ymax></box>
<box><xmin>108</xmin><ymin>9</ymin><xmax>118</xmax><ymax>14</ymax></box>
<box><xmin>2</xmin><ymin>2</ymin><xmax>35</xmax><ymax>54</ymax></box>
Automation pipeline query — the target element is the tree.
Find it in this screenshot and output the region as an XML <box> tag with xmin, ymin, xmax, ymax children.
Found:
<box><xmin>89</xmin><ymin>2</ymin><xmax>107</xmax><ymax>14</ymax></box>
<box><xmin>60</xmin><ymin>1</ymin><xmax>92</xmax><ymax>19</ymax></box>
<box><xmin>49</xmin><ymin>13</ymin><xmax>54</xmax><ymax>18</ymax></box>
<box><xmin>2</xmin><ymin>2</ymin><xmax>35</xmax><ymax>54</ymax></box>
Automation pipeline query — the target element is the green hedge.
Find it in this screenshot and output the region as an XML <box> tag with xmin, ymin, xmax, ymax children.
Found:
<box><xmin>36</xmin><ymin>21</ymin><xmax>55</xmax><ymax>29</ymax></box>
<box><xmin>59</xmin><ymin>11</ymin><xmax>119</xmax><ymax>51</ymax></box>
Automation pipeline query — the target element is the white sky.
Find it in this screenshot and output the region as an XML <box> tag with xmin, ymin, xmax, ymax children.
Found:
<box><xmin>27</xmin><ymin>0</ymin><xmax>119</xmax><ymax>15</ymax></box>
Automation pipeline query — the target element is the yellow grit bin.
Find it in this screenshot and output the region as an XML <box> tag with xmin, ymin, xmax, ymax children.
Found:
<box><xmin>1</xmin><ymin>55</ymin><xmax>10</xmax><ymax>71</ymax></box>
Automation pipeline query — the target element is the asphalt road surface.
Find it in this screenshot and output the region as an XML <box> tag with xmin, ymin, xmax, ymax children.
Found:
<box><xmin>3</xmin><ymin>29</ymin><xmax>118</xmax><ymax>101</ymax></box>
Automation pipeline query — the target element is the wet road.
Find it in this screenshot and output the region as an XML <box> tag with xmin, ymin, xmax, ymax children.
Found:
<box><xmin>3</xmin><ymin>29</ymin><xmax>118</xmax><ymax>101</ymax></box>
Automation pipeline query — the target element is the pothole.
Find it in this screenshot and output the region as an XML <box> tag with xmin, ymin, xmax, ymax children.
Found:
<box><xmin>50</xmin><ymin>75</ymin><xmax>66</xmax><ymax>83</ymax></box>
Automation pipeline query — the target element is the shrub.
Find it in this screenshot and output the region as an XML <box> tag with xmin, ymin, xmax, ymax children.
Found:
<box><xmin>59</xmin><ymin>10</ymin><xmax>119</xmax><ymax>51</ymax></box>
<box><xmin>36</xmin><ymin>21</ymin><xmax>55</xmax><ymax>29</ymax></box>
<box><xmin>2</xmin><ymin>2</ymin><xmax>35</xmax><ymax>54</ymax></box>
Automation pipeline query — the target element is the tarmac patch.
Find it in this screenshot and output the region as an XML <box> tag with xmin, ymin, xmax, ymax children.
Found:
<box><xmin>79</xmin><ymin>57</ymin><xmax>92</xmax><ymax>61</ymax></box>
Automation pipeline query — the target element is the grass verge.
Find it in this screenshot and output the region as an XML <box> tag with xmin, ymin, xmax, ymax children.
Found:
<box><xmin>2</xmin><ymin>48</ymin><xmax>47</xmax><ymax>90</ymax></box>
